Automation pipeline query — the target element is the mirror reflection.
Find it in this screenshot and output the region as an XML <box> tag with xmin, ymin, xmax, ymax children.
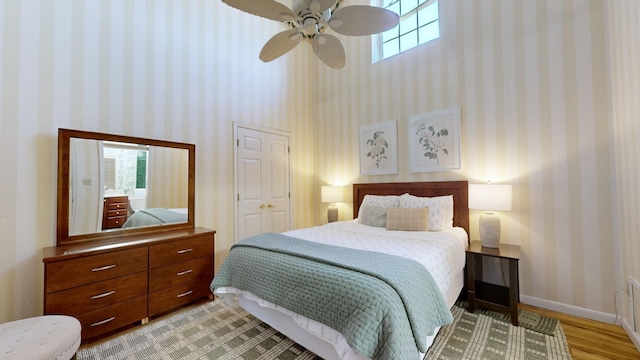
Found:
<box><xmin>68</xmin><ymin>138</ymin><xmax>189</xmax><ymax>236</ymax></box>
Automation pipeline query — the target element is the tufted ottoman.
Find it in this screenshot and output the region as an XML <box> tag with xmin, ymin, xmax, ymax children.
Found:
<box><xmin>0</xmin><ymin>315</ymin><xmax>81</xmax><ymax>360</ymax></box>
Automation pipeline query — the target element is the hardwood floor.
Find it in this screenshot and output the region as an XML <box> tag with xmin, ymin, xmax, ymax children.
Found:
<box><xmin>520</xmin><ymin>303</ymin><xmax>640</xmax><ymax>360</ymax></box>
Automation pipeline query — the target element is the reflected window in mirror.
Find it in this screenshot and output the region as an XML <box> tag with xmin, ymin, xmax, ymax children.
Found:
<box><xmin>103</xmin><ymin>141</ymin><xmax>148</xmax><ymax>197</ymax></box>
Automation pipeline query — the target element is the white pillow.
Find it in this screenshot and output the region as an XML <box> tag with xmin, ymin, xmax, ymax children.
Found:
<box><xmin>359</xmin><ymin>194</ymin><xmax>401</xmax><ymax>209</ymax></box>
<box><xmin>399</xmin><ymin>194</ymin><xmax>454</xmax><ymax>231</ymax></box>
<box><xmin>358</xmin><ymin>206</ymin><xmax>388</xmax><ymax>228</ymax></box>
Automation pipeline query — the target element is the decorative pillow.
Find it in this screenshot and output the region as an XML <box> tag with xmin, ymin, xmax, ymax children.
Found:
<box><xmin>399</xmin><ymin>194</ymin><xmax>453</xmax><ymax>231</ymax></box>
<box><xmin>386</xmin><ymin>207</ymin><xmax>429</xmax><ymax>231</ymax></box>
<box><xmin>358</xmin><ymin>206</ymin><xmax>388</xmax><ymax>228</ymax></box>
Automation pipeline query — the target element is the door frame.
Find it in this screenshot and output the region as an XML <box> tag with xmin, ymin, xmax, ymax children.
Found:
<box><xmin>233</xmin><ymin>122</ymin><xmax>292</xmax><ymax>244</ymax></box>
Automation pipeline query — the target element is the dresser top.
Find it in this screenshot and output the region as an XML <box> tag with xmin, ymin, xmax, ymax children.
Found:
<box><xmin>43</xmin><ymin>227</ymin><xmax>215</xmax><ymax>262</ymax></box>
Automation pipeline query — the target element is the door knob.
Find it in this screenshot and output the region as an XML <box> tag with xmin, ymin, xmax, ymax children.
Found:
<box><xmin>259</xmin><ymin>204</ymin><xmax>266</xmax><ymax>209</ymax></box>
<box><xmin>268</xmin><ymin>203</ymin><xmax>275</xmax><ymax>208</ymax></box>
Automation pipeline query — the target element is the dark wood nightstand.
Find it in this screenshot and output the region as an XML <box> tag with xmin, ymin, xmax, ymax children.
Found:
<box><xmin>466</xmin><ymin>240</ymin><xmax>521</xmax><ymax>325</ymax></box>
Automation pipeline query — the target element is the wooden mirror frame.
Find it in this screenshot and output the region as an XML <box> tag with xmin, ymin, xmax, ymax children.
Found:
<box><xmin>56</xmin><ymin>128</ymin><xmax>195</xmax><ymax>245</ymax></box>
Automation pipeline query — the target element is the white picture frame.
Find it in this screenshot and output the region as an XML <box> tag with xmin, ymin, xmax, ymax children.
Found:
<box><xmin>359</xmin><ymin>120</ymin><xmax>398</xmax><ymax>175</ymax></box>
<box><xmin>408</xmin><ymin>107</ymin><xmax>461</xmax><ymax>173</ymax></box>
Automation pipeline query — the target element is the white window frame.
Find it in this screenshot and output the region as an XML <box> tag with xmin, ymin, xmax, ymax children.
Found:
<box><xmin>372</xmin><ymin>0</ymin><xmax>440</xmax><ymax>63</ymax></box>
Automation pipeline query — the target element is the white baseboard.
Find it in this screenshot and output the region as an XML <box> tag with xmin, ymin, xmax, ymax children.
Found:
<box><xmin>621</xmin><ymin>317</ymin><xmax>640</xmax><ymax>351</ymax></box>
<box><xmin>520</xmin><ymin>295</ymin><xmax>618</xmax><ymax>324</ymax></box>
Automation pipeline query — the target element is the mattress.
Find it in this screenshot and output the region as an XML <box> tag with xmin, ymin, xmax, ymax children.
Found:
<box><xmin>214</xmin><ymin>221</ymin><xmax>468</xmax><ymax>360</ymax></box>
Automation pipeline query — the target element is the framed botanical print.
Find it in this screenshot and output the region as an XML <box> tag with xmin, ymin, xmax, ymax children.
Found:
<box><xmin>359</xmin><ymin>120</ymin><xmax>398</xmax><ymax>175</ymax></box>
<box><xmin>408</xmin><ymin>107</ymin><xmax>461</xmax><ymax>173</ymax></box>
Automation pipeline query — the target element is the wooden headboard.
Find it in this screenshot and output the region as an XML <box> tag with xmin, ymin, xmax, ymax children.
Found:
<box><xmin>352</xmin><ymin>181</ymin><xmax>469</xmax><ymax>234</ymax></box>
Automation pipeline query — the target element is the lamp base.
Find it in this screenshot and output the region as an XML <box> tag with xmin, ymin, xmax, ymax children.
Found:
<box><xmin>327</xmin><ymin>205</ymin><xmax>338</xmax><ymax>223</ymax></box>
<box><xmin>479</xmin><ymin>214</ymin><xmax>501</xmax><ymax>248</ymax></box>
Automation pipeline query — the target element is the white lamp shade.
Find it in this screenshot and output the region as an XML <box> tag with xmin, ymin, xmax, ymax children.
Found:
<box><xmin>468</xmin><ymin>184</ymin><xmax>512</xmax><ymax>212</ymax></box>
<box><xmin>321</xmin><ymin>185</ymin><xmax>343</xmax><ymax>203</ymax></box>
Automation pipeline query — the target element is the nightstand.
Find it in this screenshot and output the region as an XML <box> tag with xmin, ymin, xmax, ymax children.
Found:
<box><xmin>466</xmin><ymin>240</ymin><xmax>521</xmax><ymax>325</ymax></box>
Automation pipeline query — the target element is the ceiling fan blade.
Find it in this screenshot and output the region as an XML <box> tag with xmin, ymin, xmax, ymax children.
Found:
<box><xmin>312</xmin><ymin>34</ymin><xmax>345</xmax><ymax>69</ymax></box>
<box><xmin>303</xmin><ymin>0</ymin><xmax>336</xmax><ymax>13</ymax></box>
<box><xmin>260</xmin><ymin>30</ymin><xmax>302</xmax><ymax>62</ymax></box>
<box><xmin>222</xmin><ymin>0</ymin><xmax>295</xmax><ymax>22</ymax></box>
<box><xmin>329</xmin><ymin>5</ymin><xmax>399</xmax><ymax>36</ymax></box>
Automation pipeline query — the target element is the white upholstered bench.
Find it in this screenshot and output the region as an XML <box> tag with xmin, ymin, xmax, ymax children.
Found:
<box><xmin>0</xmin><ymin>315</ymin><xmax>81</xmax><ymax>360</ymax></box>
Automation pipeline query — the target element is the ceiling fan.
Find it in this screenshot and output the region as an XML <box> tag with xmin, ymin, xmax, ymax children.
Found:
<box><xmin>222</xmin><ymin>0</ymin><xmax>400</xmax><ymax>69</ymax></box>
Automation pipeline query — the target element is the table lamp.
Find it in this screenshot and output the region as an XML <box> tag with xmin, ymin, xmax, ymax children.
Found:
<box><xmin>469</xmin><ymin>183</ymin><xmax>512</xmax><ymax>248</ymax></box>
<box><xmin>321</xmin><ymin>185</ymin><xmax>343</xmax><ymax>223</ymax></box>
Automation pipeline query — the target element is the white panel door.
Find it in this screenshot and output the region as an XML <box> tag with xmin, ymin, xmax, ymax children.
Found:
<box><xmin>266</xmin><ymin>135</ymin><xmax>290</xmax><ymax>234</ymax></box>
<box><xmin>236</xmin><ymin>126</ymin><xmax>291</xmax><ymax>242</ymax></box>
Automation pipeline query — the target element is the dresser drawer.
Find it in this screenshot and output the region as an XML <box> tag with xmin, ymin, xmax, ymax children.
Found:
<box><xmin>107</xmin><ymin>208</ymin><xmax>127</xmax><ymax>218</ymax></box>
<box><xmin>149</xmin><ymin>235</ymin><xmax>213</xmax><ymax>269</ymax></box>
<box><xmin>149</xmin><ymin>256</ymin><xmax>213</xmax><ymax>293</ymax></box>
<box><xmin>45</xmin><ymin>271</ymin><xmax>147</xmax><ymax>315</ymax></box>
<box><xmin>105</xmin><ymin>215</ymin><xmax>127</xmax><ymax>228</ymax></box>
<box><xmin>45</xmin><ymin>247</ymin><xmax>148</xmax><ymax>293</ymax></box>
<box><xmin>105</xmin><ymin>196</ymin><xmax>128</xmax><ymax>210</ymax></box>
<box><xmin>77</xmin><ymin>295</ymin><xmax>147</xmax><ymax>340</ymax></box>
<box><xmin>148</xmin><ymin>278</ymin><xmax>212</xmax><ymax>317</ymax></box>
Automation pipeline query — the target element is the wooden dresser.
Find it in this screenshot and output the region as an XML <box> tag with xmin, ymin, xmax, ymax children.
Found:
<box><xmin>102</xmin><ymin>195</ymin><xmax>129</xmax><ymax>230</ymax></box>
<box><xmin>43</xmin><ymin>227</ymin><xmax>215</xmax><ymax>342</ymax></box>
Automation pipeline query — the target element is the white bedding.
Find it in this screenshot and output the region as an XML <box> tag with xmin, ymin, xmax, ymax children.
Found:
<box><xmin>215</xmin><ymin>221</ymin><xmax>468</xmax><ymax>360</ymax></box>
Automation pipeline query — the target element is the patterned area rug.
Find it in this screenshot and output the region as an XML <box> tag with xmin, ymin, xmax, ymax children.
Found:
<box><xmin>455</xmin><ymin>301</ymin><xmax>559</xmax><ymax>336</ymax></box>
<box><xmin>76</xmin><ymin>300</ymin><xmax>571</xmax><ymax>360</ymax></box>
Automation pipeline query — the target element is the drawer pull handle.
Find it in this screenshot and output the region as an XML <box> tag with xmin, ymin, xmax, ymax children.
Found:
<box><xmin>91</xmin><ymin>290</ymin><xmax>116</xmax><ymax>299</ymax></box>
<box><xmin>91</xmin><ymin>317</ymin><xmax>115</xmax><ymax>327</ymax></box>
<box><xmin>177</xmin><ymin>290</ymin><xmax>193</xmax><ymax>298</ymax></box>
<box><xmin>177</xmin><ymin>248</ymin><xmax>193</xmax><ymax>254</ymax></box>
<box><xmin>177</xmin><ymin>269</ymin><xmax>193</xmax><ymax>276</ymax></box>
<box><xmin>91</xmin><ymin>264</ymin><xmax>116</xmax><ymax>272</ymax></box>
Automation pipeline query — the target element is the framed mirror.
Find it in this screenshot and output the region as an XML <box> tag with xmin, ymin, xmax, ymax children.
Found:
<box><xmin>57</xmin><ymin>128</ymin><xmax>195</xmax><ymax>245</ymax></box>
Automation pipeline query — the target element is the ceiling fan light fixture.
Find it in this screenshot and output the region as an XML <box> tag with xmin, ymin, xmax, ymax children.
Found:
<box><xmin>317</xmin><ymin>35</ymin><xmax>327</xmax><ymax>45</ymax></box>
<box><xmin>302</xmin><ymin>18</ymin><xmax>318</xmax><ymax>34</ymax></box>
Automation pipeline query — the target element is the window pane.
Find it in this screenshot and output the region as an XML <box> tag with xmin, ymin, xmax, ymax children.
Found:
<box><xmin>400</xmin><ymin>30</ymin><xmax>418</xmax><ymax>52</ymax></box>
<box><xmin>418</xmin><ymin>20</ymin><xmax>439</xmax><ymax>45</ymax></box>
<box><xmin>399</xmin><ymin>13</ymin><xmax>417</xmax><ymax>36</ymax></box>
<box><xmin>382</xmin><ymin>25</ymin><xmax>399</xmax><ymax>42</ymax></box>
<box><xmin>386</xmin><ymin>1</ymin><xmax>400</xmax><ymax>15</ymax></box>
<box><xmin>373</xmin><ymin>0</ymin><xmax>440</xmax><ymax>62</ymax></box>
<box><xmin>418</xmin><ymin>2</ymin><xmax>438</xmax><ymax>27</ymax></box>
<box><xmin>401</xmin><ymin>0</ymin><xmax>417</xmax><ymax>16</ymax></box>
<box><xmin>383</xmin><ymin>39</ymin><xmax>400</xmax><ymax>58</ymax></box>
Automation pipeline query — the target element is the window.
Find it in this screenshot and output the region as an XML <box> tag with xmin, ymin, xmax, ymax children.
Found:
<box><xmin>372</xmin><ymin>0</ymin><xmax>439</xmax><ymax>63</ymax></box>
<box><xmin>103</xmin><ymin>142</ymin><xmax>149</xmax><ymax>193</ymax></box>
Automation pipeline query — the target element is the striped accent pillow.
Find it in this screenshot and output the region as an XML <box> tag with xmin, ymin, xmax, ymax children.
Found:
<box><xmin>386</xmin><ymin>207</ymin><xmax>429</xmax><ymax>231</ymax></box>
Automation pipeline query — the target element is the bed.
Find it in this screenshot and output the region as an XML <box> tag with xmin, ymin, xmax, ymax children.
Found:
<box><xmin>121</xmin><ymin>207</ymin><xmax>188</xmax><ymax>228</ymax></box>
<box><xmin>211</xmin><ymin>181</ymin><xmax>469</xmax><ymax>360</ymax></box>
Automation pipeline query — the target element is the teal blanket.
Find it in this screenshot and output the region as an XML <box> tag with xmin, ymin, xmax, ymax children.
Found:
<box><xmin>210</xmin><ymin>233</ymin><xmax>453</xmax><ymax>360</ymax></box>
<box><xmin>122</xmin><ymin>208</ymin><xmax>186</xmax><ymax>228</ymax></box>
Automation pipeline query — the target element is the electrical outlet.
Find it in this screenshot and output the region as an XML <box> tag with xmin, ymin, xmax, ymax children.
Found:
<box><xmin>82</xmin><ymin>179</ymin><xmax>92</xmax><ymax>185</ymax></box>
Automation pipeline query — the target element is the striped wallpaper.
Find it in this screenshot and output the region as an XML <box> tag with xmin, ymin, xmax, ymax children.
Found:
<box><xmin>0</xmin><ymin>0</ymin><xmax>638</xmax><ymax>335</ymax></box>
<box><xmin>609</xmin><ymin>0</ymin><xmax>640</xmax><ymax>332</ymax></box>
<box><xmin>0</xmin><ymin>0</ymin><xmax>316</xmax><ymax>321</ymax></box>
<box><xmin>312</xmin><ymin>0</ymin><xmax>629</xmax><ymax>319</ymax></box>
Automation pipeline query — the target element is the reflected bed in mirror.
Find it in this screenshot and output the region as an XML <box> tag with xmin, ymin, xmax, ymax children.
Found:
<box><xmin>57</xmin><ymin>128</ymin><xmax>195</xmax><ymax>244</ymax></box>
